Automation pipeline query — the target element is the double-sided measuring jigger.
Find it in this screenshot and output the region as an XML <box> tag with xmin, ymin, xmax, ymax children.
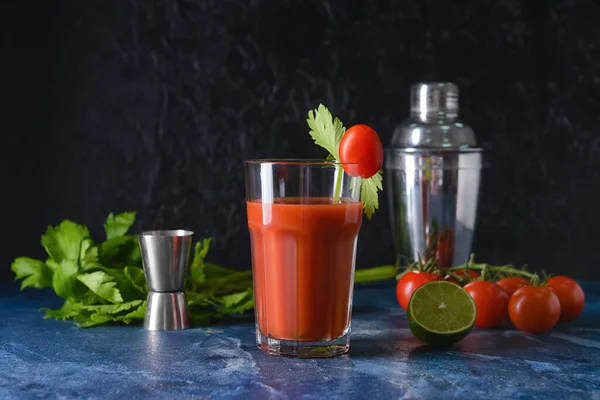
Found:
<box><xmin>138</xmin><ymin>230</ymin><xmax>193</xmax><ymax>331</ymax></box>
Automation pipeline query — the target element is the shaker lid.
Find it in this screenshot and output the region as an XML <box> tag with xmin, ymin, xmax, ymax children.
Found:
<box><xmin>411</xmin><ymin>82</ymin><xmax>459</xmax><ymax>116</ymax></box>
<box><xmin>389</xmin><ymin>82</ymin><xmax>478</xmax><ymax>149</ymax></box>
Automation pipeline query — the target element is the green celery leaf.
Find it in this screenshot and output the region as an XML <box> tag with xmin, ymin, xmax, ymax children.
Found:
<box><xmin>104</xmin><ymin>212</ymin><xmax>136</xmax><ymax>240</ymax></box>
<box><xmin>77</xmin><ymin>271</ymin><xmax>124</xmax><ymax>303</ymax></box>
<box><xmin>52</xmin><ymin>259</ymin><xmax>83</xmax><ymax>299</ymax></box>
<box><xmin>46</xmin><ymin>259</ymin><xmax>58</xmax><ymax>272</ymax></box>
<box><xmin>79</xmin><ymin>238</ymin><xmax>103</xmax><ymax>271</ymax></box>
<box><xmin>306</xmin><ymin>104</ymin><xmax>346</xmax><ymax>160</ymax></box>
<box><xmin>188</xmin><ymin>239</ymin><xmax>212</xmax><ymax>287</ymax></box>
<box><xmin>218</xmin><ymin>289</ymin><xmax>254</xmax><ymax>314</ymax></box>
<box><xmin>41</xmin><ymin>220</ymin><xmax>90</xmax><ymax>262</ymax></box>
<box><xmin>103</xmin><ymin>267</ymin><xmax>145</xmax><ymax>302</ymax></box>
<box><xmin>11</xmin><ymin>257</ymin><xmax>53</xmax><ymax>290</ymax></box>
<box><xmin>51</xmin><ymin>300</ymin><xmax>146</xmax><ymax>328</ymax></box>
<box><xmin>43</xmin><ymin>299</ymin><xmax>83</xmax><ymax>320</ymax></box>
<box><xmin>124</xmin><ymin>266</ymin><xmax>146</xmax><ymax>294</ymax></box>
<box><xmin>98</xmin><ymin>236</ymin><xmax>141</xmax><ymax>267</ymax></box>
<box><xmin>188</xmin><ymin>291</ymin><xmax>217</xmax><ymax>307</ymax></box>
<box><xmin>121</xmin><ymin>301</ymin><xmax>146</xmax><ymax>323</ymax></box>
<box><xmin>361</xmin><ymin>170</ymin><xmax>383</xmax><ymax>219</ymax></box>
<box><xmin>76</xmin><ymin>313</ymin><xmax>115</xmax><ymax>328</ymax></box>
<box><xmin>354</xmin><ymin>265</ymin><xmax>397</xmax><ymax>283</ymax></box>
<box><xmin>79</xmin><ymin>291</ymin><xmax>103</xmax><ymax>305</ymax></box>
<box><xmin>204</xmin><ymin>262</ymin><xmax>241</xmax><ymax>278</ymax></box>
<box><xmin>206</xmin><ymin>270</ymin><xmax>253</xmax><ymax>295</ymax></box>
<box><xmin>79</xmin><ymin>299</ymin><xmax>142</xmax><ymax>314</ymax></box>
<box><xmin>79</xmin><ymin>238</ymin><xmax>94</xmax><ymax>260</ymax></box>
<box><xmin>77</xmin><ymin>300</ymin><xmax>146</xmax><ymax>327</ymax></box>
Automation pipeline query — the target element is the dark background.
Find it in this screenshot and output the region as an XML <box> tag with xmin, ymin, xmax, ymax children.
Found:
<box><xmin>2</xmin><ymin>0</ymin><xmax>600</xmax><ymax>281</ymax></box>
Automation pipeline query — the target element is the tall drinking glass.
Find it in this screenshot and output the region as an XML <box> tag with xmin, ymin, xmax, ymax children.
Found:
<box><xmin>245</xmin><ymin>160</ymin><xmax>362</xmax><ymax>358</ymax></box>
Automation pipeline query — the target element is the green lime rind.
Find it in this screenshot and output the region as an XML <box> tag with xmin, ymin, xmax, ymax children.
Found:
<box><xmin>407</xmin><ymin>281</ymin><xmax>476</xmax><ymax>346</ymax></box>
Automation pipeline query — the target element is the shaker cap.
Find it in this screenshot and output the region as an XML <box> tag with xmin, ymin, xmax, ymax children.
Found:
<box><xmin>411</xmin><ymin>82</ymin><xmax>459</xmax><ymax>116</ymax></box>
<box><xmin>389</xmin><ymin>81</ymin><xmax>478</xmax><ymax>148</ymax></box>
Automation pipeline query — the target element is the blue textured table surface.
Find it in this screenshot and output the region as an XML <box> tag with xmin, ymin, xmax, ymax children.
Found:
<box><xmin>2</xmin><ymin>282</ymin><xmax>600</xmax><ymax>399</ymax></box>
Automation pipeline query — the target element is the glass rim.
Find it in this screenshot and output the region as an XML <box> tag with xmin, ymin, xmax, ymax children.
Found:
<box><xmin>244</xmin><ymin>158</ymin><xmax>359</xmax><ymax>166</ymax></box>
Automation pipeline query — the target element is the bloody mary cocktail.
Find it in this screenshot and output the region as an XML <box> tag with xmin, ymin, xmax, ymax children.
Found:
<box><xmin>245</xmin><ymin>160</ymin><xmax>362</xmax><ymax>357</ymax></box>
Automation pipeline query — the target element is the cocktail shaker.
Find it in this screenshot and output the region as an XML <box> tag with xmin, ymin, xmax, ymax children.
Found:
<box><xmin>385</xmin><ymin>82</ymin><xmax>483</xmax><ymax>267</ymax></box>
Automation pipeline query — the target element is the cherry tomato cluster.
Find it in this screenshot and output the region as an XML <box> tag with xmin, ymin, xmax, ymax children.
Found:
<box><xmin>395</xmin><ymin>258</ymin><xmax>585</xmax><ymax>334</ymax></box>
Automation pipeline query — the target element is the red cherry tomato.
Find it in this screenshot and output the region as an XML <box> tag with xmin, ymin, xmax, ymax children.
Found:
<box><xmin>547</xmin><ymin>276</ymin><xmax>585</xmax><ymax>323</ymax></box>
<box><xmin>455</xmin><ymin>270</ymin><xmax>481</xmax><ymax>279</ymax></box>
<box><xmin>509</xmin><ymin>286</ymin><xmax>561</xmax><ymax>334</ymax></box>
<box><xmin>396</xmin><ymin>271</ymin><xmax>441</xmax><ymax>311</ymax></box>
<box><xmin>496</xmin><ymin>277</ymin><xmax>530</xmax><ymax>296</ymax></box>
<box><xmin>464</xmin><ymin>281</ymin><xmax>509</xmax><ymax>329</ymax></box>
<box><xmin>442</xmin><ymin>269</ymin><xmax>480</xmax><ymax>285</ymax></box>
<box><xmin>338</xmin><ymin>124</ymin><xmax>384</xmax><ymax>179</ymax></box>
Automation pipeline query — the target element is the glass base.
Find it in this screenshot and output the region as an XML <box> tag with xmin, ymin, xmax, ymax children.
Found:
<box><xmin>256</xmin><ymin>328</ymin><xmax>350</xmax><ymax>358</ymax></box>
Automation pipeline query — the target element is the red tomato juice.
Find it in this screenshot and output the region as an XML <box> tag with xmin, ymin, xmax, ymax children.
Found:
<box><xmin>247</xmin><ymin>198</ymin><xmax>363</xmax><ymax>342</ymax></box>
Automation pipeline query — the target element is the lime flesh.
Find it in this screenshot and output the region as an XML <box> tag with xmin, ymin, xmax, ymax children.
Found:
<box><xmin>407</xmin><ymin>281</ymin><xmax>476</xmax><ymax>346</ymax></box>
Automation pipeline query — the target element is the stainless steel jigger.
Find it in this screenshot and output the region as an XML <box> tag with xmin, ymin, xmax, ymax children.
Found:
<box><xmin>138</xmin><ymin>230</ymin><xmax>193</xmax><ymax>330</ymax></box>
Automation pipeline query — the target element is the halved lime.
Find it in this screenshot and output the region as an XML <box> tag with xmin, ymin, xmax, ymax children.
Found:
<box><xmin>407</xmin><ymin>281</ymin><xmax>476</xmax><ymax>346</ymax></box>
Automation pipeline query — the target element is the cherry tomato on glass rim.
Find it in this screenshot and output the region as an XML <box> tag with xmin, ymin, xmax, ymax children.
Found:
<box><xmin>547</xmin><ymin>276</ymin><xmax>585</xmax><ymax>323</ymax></box>
<box><xmin>338</xmin><ymin>124</ymin><xmax>384</xmax><ymax>179</ymax></box>
<box><xmin>464</xmin><ymin>281</ymin><xmax>509</xmax><ymax>329</ymax></box>
<box><xmin>509</xmin><ymin>286</ymin><xmax>561</xmax><ymax>334</ymax></box>
<box><xmin>496</xmin><ymin>276</ymin><xmax>530</xmax><ymax>296</ymax></box>
<box><xmin>396</xmin><ymin>271</ymin><xmax>441</xmax><ymax>311</ymax></box>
